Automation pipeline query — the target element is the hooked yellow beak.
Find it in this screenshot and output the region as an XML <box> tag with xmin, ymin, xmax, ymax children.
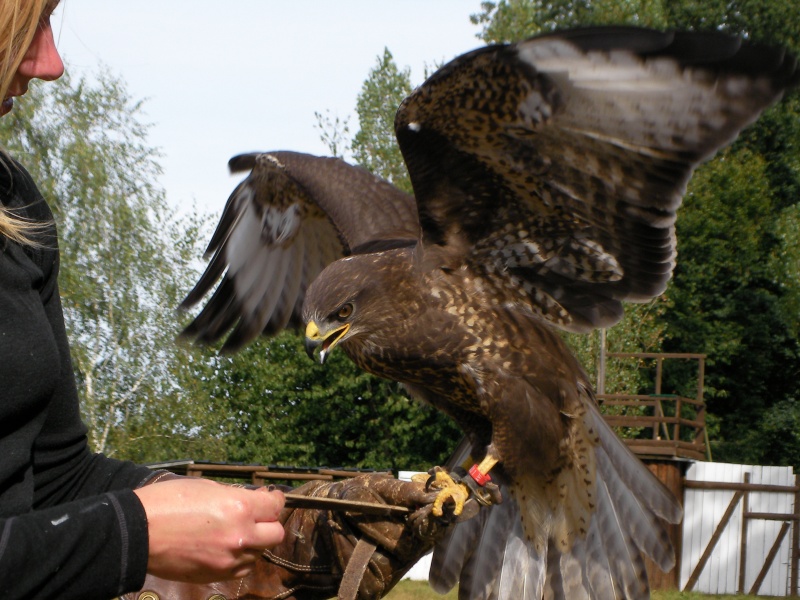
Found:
<box><xmin>304</xmin><ymin>321</ymin><xmax>350</xmax><ymax>364</ymax></box>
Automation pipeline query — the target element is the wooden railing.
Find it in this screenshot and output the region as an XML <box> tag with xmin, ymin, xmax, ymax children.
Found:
<box><xmin>145</xmin><ymin>459</ymin><xmax>388</xmax><ymax>486</ymax></box>
<box><xmin>597</xmin><ymin>352</ymin><xmax>710</xmax><ymax>461</ymax></box>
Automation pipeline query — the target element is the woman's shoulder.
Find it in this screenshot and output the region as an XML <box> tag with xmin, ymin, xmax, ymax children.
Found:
<box><xmin>0</xmin><ymin>156</ymin><xmax>58</xmax><ymax>269</ymax></box>
<box><xmin>0</xmin><ymin>157</ymin><xmax>52</xmax><ymax>222</ymax></box>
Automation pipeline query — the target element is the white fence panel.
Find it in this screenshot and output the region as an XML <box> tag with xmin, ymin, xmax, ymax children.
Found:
<box><xmin>399</xmin><ymin>470</ymin><xmax>433</xmax><ymax>581</ymax></box>
<box><xmin>680</xmin><ymin>461</ymin><xmax>795</xmax><ymax>596</ymax></box>
<box><xmin>745</xmin><ymin>465</ymin><xmax>794</xmax><ymax>594</ymax></box>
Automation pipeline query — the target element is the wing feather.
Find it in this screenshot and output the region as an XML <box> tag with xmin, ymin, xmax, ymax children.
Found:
<box><xmin>396</xmin><ymin>26</ymin><xmax>799</xmax><ymax>331</ymax></box>
<box><xmin>180</xmin><ymin>151</ymin><xmax>417</xmax><ymax>351</ymax></box>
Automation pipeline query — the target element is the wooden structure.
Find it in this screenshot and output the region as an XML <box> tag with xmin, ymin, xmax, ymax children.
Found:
<box><xmin>597</xmin><ymin>352</ymin><xmax>708</xmax><ymax>462</ymax></box>
<box><xmin>594</xmin><ymin>353</ymin><xmax>799</xmax><ymax>595</ymax></box>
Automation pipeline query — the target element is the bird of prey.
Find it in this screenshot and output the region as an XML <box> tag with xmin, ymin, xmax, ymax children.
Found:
<box><xmin>181</xmin><ymin>26</ymin><xmax>799</xmax><ymax>600</ymax></box>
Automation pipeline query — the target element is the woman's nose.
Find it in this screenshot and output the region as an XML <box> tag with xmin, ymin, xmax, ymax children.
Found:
<box><xmin>16</xmin><ymin>19</ymin><xmax>64</xmax><ymax>82</ymax></box>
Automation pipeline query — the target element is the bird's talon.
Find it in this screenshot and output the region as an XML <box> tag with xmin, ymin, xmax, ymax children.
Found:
<box><xmin>432</xmin><ymin>481</ymin><xmax>470</xmax><ymax>517</ymax></box>
<box><xmin>418</xmin><ymin>468</ymin><xmax>471</xmax><ymax>517</ymax></box>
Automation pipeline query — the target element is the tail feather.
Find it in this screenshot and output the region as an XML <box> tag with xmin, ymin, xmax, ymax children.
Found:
<box><xmin>595</xmin><ymin>446</ymin><xmax>675</xmax><ymax>569</ymax></box>
<box><xmin>592</xmin><ymin>473</ymin><xmax>650</xmax><ymax>598</ymax></box>
<box><xmin>430</xmin><ymin>477</ymin><xmax>547</xmax><ymax>600</ymax></box>
<box><xmin>497</xmin><ymin>519</ymin><xmax>545</xmax><ymax>600</ymax></box>
<box><xmin>544</xmin><ymin>540</ymin><xmax>591</xmax><ymax>600</ymax></box>
<box><xmin>582</xmin><ymin>523</ymin><xmax>616</xmax><ymax>597</ymax></box>
<box><xmin>428</xmin><ymin>510</ymin><xmax>476</xmax><ymax>594</ymax></box>
<box><xmin>587</xmin><ymin>398</ymin><xmax>682</xmax><ymax>524</ymax></box>
<box><xmin>457</xmin><ymin>506</ymin><xmax>509</xmax><ymax>600</ymax></box>
<box><xmin>431</xmin><ymin>401</ymin><xmax>681</xmax><ymax>599</ymax></box>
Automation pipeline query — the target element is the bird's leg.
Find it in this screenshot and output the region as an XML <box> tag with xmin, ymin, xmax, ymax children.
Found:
<box><xmin>471</xmin><ymin>453</ymin><xmax>499</xmax><ymax>484</ymax></box>
<box><xmin>461</xmin><ymin>451</ymin><xmax>501</xmax><ymax>508</ymax></box>
<box><xmin>413</xmin><ymin>450</ymin><xmax>502</xmax><ymax>518</ymax></box>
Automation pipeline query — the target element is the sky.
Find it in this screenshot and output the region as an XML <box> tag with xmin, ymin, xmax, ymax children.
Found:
<box><xmin>50</xmin><ymin>1</ymin><xmax>484</xmax><ymax>217</ymax></box>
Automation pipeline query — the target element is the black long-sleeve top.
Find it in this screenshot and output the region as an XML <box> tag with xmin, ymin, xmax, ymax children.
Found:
<box><xmin>0</xmin><ymin>160</ymin><xmax>154</xmax><ymax>599</ymax></box>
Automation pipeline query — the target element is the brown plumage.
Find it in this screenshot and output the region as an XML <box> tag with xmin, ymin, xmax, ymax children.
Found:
<box><xmin>181</xmin><ymin>27</ymin><xmax>799</xmax><ymax>599</ymax></box>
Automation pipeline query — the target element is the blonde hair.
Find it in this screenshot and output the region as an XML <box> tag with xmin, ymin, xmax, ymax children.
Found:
<box><xmin>0</xmin><ymin>0</ymin><xmax>53</xmax><ymax>245</ymax></box>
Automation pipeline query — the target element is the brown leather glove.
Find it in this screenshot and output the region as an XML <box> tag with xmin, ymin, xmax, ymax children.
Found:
<box><xmin>124</xmin><ymin>472</ymin><xmax>467</xmax><ymax>600</ymax></box>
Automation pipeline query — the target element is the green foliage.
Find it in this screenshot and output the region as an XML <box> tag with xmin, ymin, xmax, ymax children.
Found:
<box><xmin>662</xmin><ymin>146</ymin><xmax>800</xmax><ymax>464</ymax></box>
<box><xmin>0</xmin><ymin>59</ymin><xmax>457</xmax><ymax>472</ymax></box>
<box><xmin>470</xmin><ymin>0</ymin><xmax>668</xmax><ymax>43</ymax></box>
<box><xmin>198</xmin><ymin>47</ymin><xmax>466</xmax><ymax>472</ymax></box>
<box><xmin>664</xmin><ymin>0</ymin><xmax>800</xmax><ymax>49</ymax></box>
<box><xmin>657</xmin><ymin>2</ymin><xmax>800</xmax><ymax>466</ymax></box>
<box><xmin>0</xmin><ymin>70</ymin><xmax>224</xmax><ymax>462</ymax></box>
<box><xmin>351</xmin><ymin>48</ymin><xmax>413</xmax><ymax>193</ymax></box>
<box><xmin>564</xmin><ymin>299</ymin><xmax>669</xmax><ymax>395</ymax></box>
<box><xmin>5</xmin><ymin>0</ymin><xmax>796</xmax><ymax>476</ymax></box>
<box><xmin>207</xmin><ymin>331</ymin><xmax>461</xmax><ymax>472</ymax></box>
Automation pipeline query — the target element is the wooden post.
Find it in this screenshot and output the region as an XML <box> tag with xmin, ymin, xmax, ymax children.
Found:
<box><xmin>655</xmin><ymin>356</ymin><xmax>663</xmax><ymax>395</ymax></box>
<box><xmin>653</xmin><ymin>400</ymin><xmax>662</xmax><ymax>441</ymax></box>
<box><xmin>792</xmin><ymin>473</ymin><xmax>799</xmax><ymax>596</ymax></box>
<box><xmin>738</xmin><ymin>472</ymin><xmax>750</xmax><ymax>594</ymax></box>
<box><xmin>597</xmin><ymin>328</ymin><xmax>606</xmax><ymax>395</ymax></box>
<box><xmin>696</xmin><ymin>356</ymin><xmax>705</xmax><ymax>404</ymax></box>
<box><xmin>644</xmin><ymin>460</ymin><xmax>686</xmax><ymax>590</ymax></box>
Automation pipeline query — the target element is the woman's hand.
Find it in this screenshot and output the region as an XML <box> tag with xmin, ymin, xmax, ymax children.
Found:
<box><xmin>134</xmin><ymin>477</ymin><xmax>285</xmax><ymax>583</ymax></box>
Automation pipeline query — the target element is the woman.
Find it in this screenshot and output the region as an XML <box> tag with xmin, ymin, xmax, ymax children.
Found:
<box><xmin>0</xmin><ymin>1</ymin><xmax>286</xmax><ymax>597</ymax></box>
<box><xmin>0</xmin><ymin>2</ymin><xmax>448</xmax><ymax>599</ymax></box>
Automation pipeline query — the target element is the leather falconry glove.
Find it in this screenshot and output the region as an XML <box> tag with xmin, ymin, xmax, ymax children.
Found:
<box><xmin>124</xmin><ymin>471</ymin><xmax>477</xmax><ymax>600</ymax></box>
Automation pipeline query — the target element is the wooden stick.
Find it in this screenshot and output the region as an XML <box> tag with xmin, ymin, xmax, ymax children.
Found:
<box><xmin>283</xmin><ymin>493</ymin><xmax>411</xmax><ymax>516</ymax></box>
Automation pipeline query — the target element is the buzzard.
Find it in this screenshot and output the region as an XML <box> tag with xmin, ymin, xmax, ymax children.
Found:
<box><xmin>181</xmin><ymin>27</ymin><xmax>799</xmax><ymax>599</ymax></box>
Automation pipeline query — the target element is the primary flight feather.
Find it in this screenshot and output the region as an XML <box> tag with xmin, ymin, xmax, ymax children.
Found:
<box><xmin>181</xmin><ymin>26</ymin><xmax>799</xmax><ymax>599</ymax></box>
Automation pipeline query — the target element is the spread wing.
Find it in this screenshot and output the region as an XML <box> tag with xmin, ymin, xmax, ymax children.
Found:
<box><xmin>180</xmin><ymin>151</ymin><xmax>418</xmax><ymax>352</ymax></box>
<box><xmin>396</xmin><ymin>26</ymin><xmax>799</xmax><ymax>332</ymax></box>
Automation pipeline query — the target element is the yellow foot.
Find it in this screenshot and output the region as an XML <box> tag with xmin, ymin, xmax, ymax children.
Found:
<box><xmin>413</xmin><ymin>469</ymin><xmax>470</xmax><ymax>517</ymax></box>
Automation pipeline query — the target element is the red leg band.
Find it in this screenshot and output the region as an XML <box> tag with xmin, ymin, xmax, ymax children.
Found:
<box><xmin>469</xmin><ymin>464</ymin><xmax>492</xmax><ymax>486</ymax></box>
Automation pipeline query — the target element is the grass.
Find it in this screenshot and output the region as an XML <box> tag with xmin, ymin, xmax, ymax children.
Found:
<box><xmin>386</xmin><ymin>580</ymin><xmax>457</xmax><ymax>599</ymax></box>
<box><xmin>652</xmin><ymin>593</ymin><xmax>768</xmax><ymax>600</ymax></box>
<box><xmin>385</xmin><ymin>581</ymin><xmax>772</xmax><ymax>600</ymax></box>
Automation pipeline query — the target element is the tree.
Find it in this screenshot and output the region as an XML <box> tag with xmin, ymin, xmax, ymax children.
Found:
<box><xmin>0</xmin><ymin>69</ymin><xmax>227</xmax><ymax>462</ymax></box>
<box><xmin>351</xmin><ymin>48</ymin><xmax>413</xmax><ymax>193</ymax></box>
<box><xmin>470</xmin><ymin>0</ymin><xmax>668</xmax><ymax>43</ymax></box>
<box><xmin>663</xmin><ymin>146</ymin><xmax>800</xmax><ymax>463</ymax></box>
<box><xmin>213</xmin><ymin>332</ymin><xmax>460</xmax><ymax>472</ymax></box>
<box><xmin>314</xmin><ymin>109</ymin><xmax>351</xmax><ymax>159</ymax></box>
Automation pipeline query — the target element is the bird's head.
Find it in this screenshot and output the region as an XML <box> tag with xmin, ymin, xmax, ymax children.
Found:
<box><xmin>302</xmin><ymin>251</ymin><xmax>414</xmax><ymax>364</ymax></box>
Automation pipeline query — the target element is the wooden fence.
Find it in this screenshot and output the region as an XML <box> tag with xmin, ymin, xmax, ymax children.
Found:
<box><xmin>145</xmin><ymin>459</ymin><xmax>386</xmax><ymax>486</ymax></box>
<box><xmin>680</xmin><ymin>462</ymin><xmax>799</xmax><ymax>596</ymax></box>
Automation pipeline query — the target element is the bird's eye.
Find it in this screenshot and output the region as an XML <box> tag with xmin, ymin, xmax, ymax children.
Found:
<box><xmin>336</xmin><ymin>303</ymin><xmax>354</xmax><ymax>320</ymax></box>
